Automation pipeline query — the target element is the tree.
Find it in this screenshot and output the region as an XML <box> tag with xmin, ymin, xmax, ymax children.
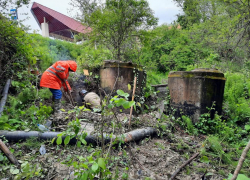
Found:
<box><xmin>175</xmin><ymin>0</ymin><xmax>201</xmax><ymax>29</ymax></box>
<box><xmin>173</xmin><ymin>0</ymin><xmax>250</xmax><ymax>69</ymax></box>
<box><xmin>139</xmin><ymin>24</ymin><xmax>212</xmax><ymax>73</ymax></box>
<box><xmin>174</xmin><ymin>0</ymin><xmax>224</xmax><ymax>29</ymax></box>
<box><xmin>0</xmin><ymin>14</ymin><xmax>36</xmax><ymax>85</ymax></box>
<box><xmin>70</xmin><ymin>0</ymin><xmax>158</xmax><ymax>61</ymax></box>
<box><xmin>221</xmin><ymin>0</ymin><xmax>250</xmax><ymax>59</ymax></box>
<box><xmin>0</xmin><ymin>0</ymin><xmax>30</xmax><ymax>16</ymax></box>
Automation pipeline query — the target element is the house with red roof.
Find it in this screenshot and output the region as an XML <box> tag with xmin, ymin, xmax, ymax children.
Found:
<box><xmin>31</xmin><ymin>2</ymin><xmax>91</xmax><ymax>42</ymax></box>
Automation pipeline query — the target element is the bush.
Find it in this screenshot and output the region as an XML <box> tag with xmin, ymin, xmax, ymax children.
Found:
<box><xmin>224</xmin><ymin>73</ymin><xmax>250</xmax><ymax>123</ymax></box>
<box><xmin>17</xmin><ymin>88</ymin><xmax>36</xmax><ymax>104</ymax></box>
<box><xmin>182</xmin><ymin>116</ymin><xmax>197</xmax><ymax>135</ymax></box>
<box><xmin>139</xmin><ymin>25</ymin><xmax>211</xmax><ymax>73</ymax></box>
<box><xmin>38</xmin><ymin>88</ymin><xmax>52</xmax><ymax>100</ymax></box>
<box><xmin>77</xmin><ymin>43</ymin><xmax>112</xmax><ymax>71</ymax></box>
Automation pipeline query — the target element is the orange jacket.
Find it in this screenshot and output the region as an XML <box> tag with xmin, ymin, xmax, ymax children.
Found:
<box><xmin>40</xmin><ymin>60</ymin><xmax>77</xmax><ymax>91</ymax></box>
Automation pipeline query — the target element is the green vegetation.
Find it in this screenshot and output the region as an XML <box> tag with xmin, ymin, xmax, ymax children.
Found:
<box><xmin>1</xmin><ymin>0</ymin><xmax>250</xmax><ymax>179</ymax></box>
<box><xmin>71</xmin><ymin>0</ymin><xmax>158</xmax><ymax>61</ymax></box>
<box><xmin>29</xmin><ymin>34</ymin><xmax>83</xmax><ymax>71</ymax></box>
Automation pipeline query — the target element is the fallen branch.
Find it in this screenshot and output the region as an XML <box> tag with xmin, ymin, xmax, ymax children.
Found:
<box><xmin>0</xmin><ymin>139</ymin><xmax>19</xmax><ymax>166</ymax></box>
<box><xmin>170</xmin><ymin>152</ymin><xmax>200</xmax><ymax>180</ymax></box>
<box><xmin>230</xmin><ymin>139</ymin><xmax>250</xmax><ymax>180</ymax></box>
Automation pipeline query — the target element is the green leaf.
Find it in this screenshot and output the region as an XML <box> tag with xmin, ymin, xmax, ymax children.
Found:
<box><xmin>91</xmin><ymin>163</ymin><xmax>99</xmax><ymax>172</ymax></box>
<box><xmin>10</xmin><ymin>168</ymin><xmax>19</xmax><ymax>174</ymax></box>
<box><xmin>123</xmin><ymin>101</ymin><xmax>135</xmax><ymax>109</ymax></box>
<box><xmin>0</xmin><ymin>155</ymin><xmax>4</xmax><ymax>161</ymax></box>
<box><xmin>227</xmin><ymin>173</ymin><xmax>250</xmax><ymax>180</ymax></box>
<box><xmin>80</xmin><ymin>163</ymin><xmax>88</xmax><ymax>169</ymax></box>
<box><xmin>122</xmin><ymin>172</ymin><xmax>128</xmax><ymax>179</ymax></box>
<box><xmin>245</xmin><ymin>125</ymin><xmax>250</xmax><ymax>131</ymax></box>
<box><xmin>21</xmin><ymin>161</ymin><xmax>29</xmax><ymax>171</ymax></box>
<box><xmin>51</xmin><ymin>137</ymin><xmax>56</xmax><ymax>144</ymax></box>
<box><xmin>98</xmin><ymin>158</ymin><xmax>106</xmax><ymax>169</ymax></box>
<box><xmin>108</xmin><ymin>104</ymin><xmax>113</xmax><ymax>109</ymax></box>
<box><xmin>115</xmin><ymin>98</ymin><xmax>126</xmax><ymax>107</ymax></box>
<box><xmin>200</xmin><ymin>156</ymin><xmax>210</xmax><ymax>164</ymax></box>
<box><xmin>77</xmin><ymin>141</ymin><xmax>81</xmax><ymax>147</ymax></box>
<box><xmin>83</xmin><ymin>108</ymin><xmax>91</xmax><ymax>111</ymax></box>
<box><xmin>81</xmin><ymin>172</ymin><xmax>88</xmax><ymax>180</ymax></box>
<box><xmin>80</xmin><ymin>136</ymin><xmax>87</xmax><ymax>145</ymax></box>
<box><xmin>57</xmin><ymin>133</ymin><xmax>63</xmax><ymax>137</ymax></box>
<box><xmin>117</xmin><ymin>90</ymin><xmax>129</xmax><ymax>98</ymax></box>
<box><xmin>56</xmin><ymin>136</ymin><xmax>62</xmax><ymax>145</ymax></box>
<box><xmin>64</xmin><ymin>136</ymin><xmax>70</xmax><ymax>145</ymax></box>
<box><xmin>74</xmin><ymin>126</ymin><xmax>80</xmax><ymax>135</ymax></box>
<box><xmin>9</xmin><ymin>119</ymin><xmax>24</xmax><ymax>124</ymax></box>
<box><xmin>128</xmin><ymin>84</ymin><xmax>131</xmax><ymax>91</ymax></box>
<box><xmin>237</xmin><ymin>174</ymin><xmax>250</xmax><ymax>180</ymax></box>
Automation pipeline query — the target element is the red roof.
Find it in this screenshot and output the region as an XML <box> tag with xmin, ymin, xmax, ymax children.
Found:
<box><xmin>31</xmin><ymin>2</ymin><xmax>91</xmax><ymax>39</ymax></box>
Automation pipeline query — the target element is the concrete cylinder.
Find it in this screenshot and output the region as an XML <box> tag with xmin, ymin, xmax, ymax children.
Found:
<box><xmin>168</xmin><ymin>68</ymin><xmax>226</xmax><ymax>123</ymax></box>
<box><xmin>151</xmin><ymin>84</ymin><xmax>168</xmax><ymax>98</ymax></box>
<box><xmin>99</xmin><ymin>60</ymin><xmax>146</xmax><ymax>97</ymax></box>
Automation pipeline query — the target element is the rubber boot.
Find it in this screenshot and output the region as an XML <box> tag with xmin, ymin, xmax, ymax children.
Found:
<box><xmin>54</xmin><ymin>99</ymin><xmax>62</xmax><ymax>115</ymax></box>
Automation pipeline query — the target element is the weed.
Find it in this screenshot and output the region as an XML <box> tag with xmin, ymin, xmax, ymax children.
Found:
<box><xmin>17</xmin><ymin>87</ymin><xmax>36</xmax><ymax>104</ymax></box>
<box><xmin>186</xmin><ymin>166</ymin><xmax>191</xmax><ymax>175</ymax></box>
<box><xmin>51</xmin><ymin>89</ymin><xmax>137</xmax><ymax>179</ymax></box>
<box><xmin>14</xmin><ymin>161</ymin><xmax>42</xmax><ymax>179</ymax></box>
<box><xmin>197</xmin><ymin>168</ymin><xmax>207</xmax><ymax>173</ymax></box>
<box><xmin>155</xmin><ymin>142</ymin><xmax>165</xmax><ymax>150</ymax></box>
<box><xmin>218</xmin><ymin>170</ymin><xmax>226</xmax><ymax>176</ymax></box>
<box><xmin>202</xmin><ymin>136</ymin><xmax>233</xmax><ymax>166</ymax></box>
<box><xmin>182</xmin><ymin>115</ymin><xmax>198</xmax><ymax>135</ymax></box>
<box><xmin>23</xmin><ymin>137</ymin><xmax>42</xmax><ymax>149</ymax></box>
<box><xmin>38</xmin><ymin>88</ymin><xmax>52</xmax><ymax>100</ymax></box>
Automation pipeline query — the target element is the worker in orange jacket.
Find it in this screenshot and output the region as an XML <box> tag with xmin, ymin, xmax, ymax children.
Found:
<box><xmin>40</xmin><ymin>60</ymin><xmax>77</xmax><ymax>114</ymax></box>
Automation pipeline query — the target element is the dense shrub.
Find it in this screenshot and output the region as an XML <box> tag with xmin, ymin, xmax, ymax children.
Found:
<box><xmin>139</xmin><ymin>25</ymin><xmax>211</xmax><ymax>73</ymax></box>
<box><xmin>0</xmin><ymin>14</ymin><xmax>36</xmax><ymax>84</ymax></box>
<box><xmin>30</xmin><ymin>34</ymin><xmax>83</xmax><ymax>71</ymax></box>
<box><xmin>224</xmin><ymin>73</ymin><xmax>250</xmax><ymax>123</ymax></box>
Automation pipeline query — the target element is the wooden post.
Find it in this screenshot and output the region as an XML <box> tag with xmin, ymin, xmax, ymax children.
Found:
<box><xmin>129</xmin><ymin>77</ymin><xmax>137</xmax><ymax>128</ymax></box>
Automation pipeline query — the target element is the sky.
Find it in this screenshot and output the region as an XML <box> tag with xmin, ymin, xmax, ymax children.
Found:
<box><xmin>15</xmin><ymin>0</ymin><xmax>182</xmax><ymax>34</ymax></box>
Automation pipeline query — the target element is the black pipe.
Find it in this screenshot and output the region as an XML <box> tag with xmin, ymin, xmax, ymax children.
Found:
<box><xmin>0</xmin><ymin>79</ymin><xmax>11</xmax><ymax>116</ymax></box>
<box><xmin>0</xmin><ymin>127</ymin><xmax>157</xmax><ymax>145</ymax></box>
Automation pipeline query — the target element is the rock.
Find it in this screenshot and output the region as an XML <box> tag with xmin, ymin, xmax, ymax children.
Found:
<box><xmin>80</xmin><ymin>122</ymin><xmax>95</xmax><ymax>134</ymax></box>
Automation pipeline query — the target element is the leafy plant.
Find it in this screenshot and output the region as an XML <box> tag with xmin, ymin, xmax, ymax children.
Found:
<box><xmin>227</xmin><ymin>173</ymin><xmax>250</xmax><ymax>180</ymax></box>
<box><xmin>14</xmin><ymin>161</ymin><xmax>42</xmax><ymax>180</ymax></box>
<box><xmin>182</xmin><ymin>115</ymin><xmax>197</xmax><ymax>135</ymax></box>
<box><xmin>224</xmin><ymin>73</ymin><xmax>250</xmax><ymax>124</ymax></box>
<box><xmin>71</xmin><ymin>0</ymin><xmax>158</xmax><ymax>61</ymax></box>
<box><xmin>202</xmin><ymin>136</ymin><xmax>232</xmax><ymax>166</ymax></box>
<box><xmin>107</xmin><ymin>90</ymin><xmax>135</xmax><ymax>110</ymax></box>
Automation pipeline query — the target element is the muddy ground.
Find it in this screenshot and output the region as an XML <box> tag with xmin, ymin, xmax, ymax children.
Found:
<box><xmin>0</xmin><ymin>76</ymin><xmax>232</xmax><ymax>179</ymax></box>
<box><xmin>0</xmin><ymin>100</ymin><xmax>231</xmax><ymax>180</ymax></box>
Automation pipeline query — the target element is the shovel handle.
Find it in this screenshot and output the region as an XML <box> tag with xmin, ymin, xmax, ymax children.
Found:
<box><xmin>64</xmin><ymin>80</ymin><xmax>75</xmax><ymax>106</ymax></box>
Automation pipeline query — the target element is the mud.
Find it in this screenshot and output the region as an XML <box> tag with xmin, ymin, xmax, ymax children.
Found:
<box><xmin>4</xmin><ymin>127</ymin><xmax>228</xmax><ymax>180</ymax></box>
<box><xmin>0</xmin><ymin>77</ymin><xmax>230</xmax><ymax>180</ymax></box>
